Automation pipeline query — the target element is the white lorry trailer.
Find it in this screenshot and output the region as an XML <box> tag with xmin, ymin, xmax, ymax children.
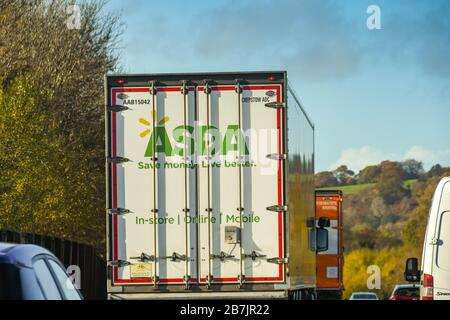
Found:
<box><xmin>104</xmin><ymin>71</ymin><xmax>328</xmax><ymax>299</ymax></box>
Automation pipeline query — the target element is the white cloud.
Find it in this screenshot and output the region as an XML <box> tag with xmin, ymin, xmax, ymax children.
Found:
<box><xmin>328</xmin><ymin>146</ymin><xmax>395</xmax><ymax>172</ymax></box>
<box><xmin>328</xmin><ymin>145</ymin><xmax>450</xmax><ymax>172</ymax></box>
<box><xmin>404</xmin><ymin>146</ymin><xmax>450</xmax><ymax>170</ymax></box>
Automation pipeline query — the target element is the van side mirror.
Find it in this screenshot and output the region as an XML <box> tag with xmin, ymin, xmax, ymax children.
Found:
<box><xmin>318</xmin><ymin>217</ymin><xmax>330</xmax><ymax>228</ymax></box>
<box><xmin>404</xmin><ymin>258</ymin><xmax>420</xmax><ymax>282</ymax></box>
<box><xmin>316</xmin><ymin>228</ymin><xmax>329</xmax><ymax>252</ymax></box>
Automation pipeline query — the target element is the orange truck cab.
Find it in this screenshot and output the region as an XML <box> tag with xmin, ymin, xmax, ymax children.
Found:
<box><xmin>315</xmin><ymin>190</ymin><xmax>344</xmax><ymax>300</ymax></box>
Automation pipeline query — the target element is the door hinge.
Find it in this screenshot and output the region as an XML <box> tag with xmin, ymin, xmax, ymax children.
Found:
<box><xmin>108</xmin><ymin>260</ymin><xmax>131</xmax><ymax>268</ymax></box>
<box><xmin>430</xmin><ymin>238</ymin><xmax>443</xmax><ymax>245</ymax></box>
<box><xmin>181</xmin><ymin>80</ymin><xmax>189</xmax><ymax>95</ymax></box>
<box><xmin>107</xmin><ymin>208</ymin><xmax>131</xmax><ymax>216</ymax></box>
<box><xmin>206</xmin><ymin>274</ymin><xmax>213</xmax><ymax>287</ymax></box>
<box><xmin>267</xmin><ymin>257</ymin><xmax>288</xmax><ymax>265</ymax></box>
<box><xmin>266</xmin><ymin>205</ymin><xmax>288</xmax><ymax>212</ymax></box>
<box><xmin>235</xmin><ymin>80</ymin><xmax>243</xmax><ymax>93</ymax></box>
<box><xmin>184</xmin><ymin>275</ymin><xmax>191</xmax><ymax>290</ymax></box>
<box><xmin>107</xmin><ymin>156</ymin><xmax>130</xmax><ymax>164</ymax></box>
<box><xmin>152</xmin><ymin>276</ymin><xmax>160</xmax><ymax>287</ymax></box>
<box><xmin>266</xmin><ymin>153</ymin><xmax>287</xmax><ymax>161</ymax></box>
<box><xmin>237</xmin><ymin>274</ymin><xmax>245</xmax><ymax>287</ymax></box>
<box><xmin>203</xmin><ymin>80</ymin><xmax>212</xmax><ymax>94</ymax></box>
<box><xmin>265</xmin><ymin>102</ymin><xmax>285</xmax><ymax>109</ymax></box>
<box><xmin>149</xmin><ymin>81</ymin><xmax>158</xmax><ymax>95</ymax></box>
<box><xmin>107</xmin><ymin>105</ymin><xmax>129</xmax><ymax>112</ymax></box>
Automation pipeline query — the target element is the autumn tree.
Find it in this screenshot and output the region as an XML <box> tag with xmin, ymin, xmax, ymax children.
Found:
<box><xmin>348</xmin><ymin>223</ymin><xmax>379</xmax><ymax>249</ymax></box>
<box><xmin>333</xmin><ymin>165</ymin><xmax>355</xmax><ymax>185</ymax></box>
<box><xmin>358</xmin><ymin>165</ymin><xmax>380</xmax><ymax>184</ymax></box>
<box><xmin>315</xmin><ymin>171</ymin><xmax>338</xmax><ymax>188</ymax></box>
<box><xmin>343</xmin><ymin>247</ymin><xmax>418</xmax><ymax>299</ymax></box>
<box><xmin>402</xmin><ymin>176</ymin><xmax>441</xmax><ymax>248</ymax></box>
<box><xmin>376</xmin><ymin>161</ymin><xmax>407</xmax><ymax>205</ymax></box>
<box><xmin>428</xmin><ymin>164</ymin><xmax>443</xmax><ymax>178</ymax></box>
<box><xmin>401</xmin><ymin>159</ymin><xmax>424</xmax><ymax>179</ymax></box>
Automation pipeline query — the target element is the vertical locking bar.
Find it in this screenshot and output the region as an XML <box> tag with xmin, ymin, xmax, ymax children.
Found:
<box><xmin>104</xmin><ymin>76</ymin><xmax>112</xmax><ymax>285</ymax></box>
<box><xmin>181</xmin><ymin>80</ymin><xmax>190</xmax><ymax>289</ymax></box>
<box><xmin>194</xmin><ymin>84</ymin><xmax>200</xmax><ymax>286</ymax></box>
<box><xmin>150</xmin><ymin>81</ymin><xmax>158</xmax><ymax>287</ymax></box>
<box><xmin>204</xmin><ymin>81</ymin><xmax>213</xmax><ymax>287</ymax></box>
<box><xmin>235</xmin><ymin>80</ymin><xmax>244</xmax><ymax>287</ymax></box>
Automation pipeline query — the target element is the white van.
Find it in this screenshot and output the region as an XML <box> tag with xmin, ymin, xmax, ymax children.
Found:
<box><xmin>405</xmin><ymin>177</ymin><xmax>450</xmax><ymax>300</ymax></box>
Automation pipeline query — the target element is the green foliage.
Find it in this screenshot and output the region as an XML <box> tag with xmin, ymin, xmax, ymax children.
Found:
<box><xmin>314</xmin><ymin>171</ymin><xmax>338</xmax><ymax>188</ymax></box>
<box><xmin>428</xmin><ymin>164</ymin><xmax>443</xmax><ymax>178</ymax></box>
<box><xmin>0</xmin><ymin>75</ymin><xmax>55</xmax><ymax>233</ymax></box>
<box><xmin>0</xmin><ymin>74</ymin><xmax>103</xmax><ymax>247</ymax></box>
<box><xmin>0</xmin><ymin>1</ymin><xmax>122</xmax><ymax>250</ymax></box>
<box><xmin>333</xmin><ymin>165</ymin><xmax>356</xmax><ymax>185</ymax></box>
<box><xmin>403</xmin><ymin>179</ymin><xmax>418</xmax><ymax>189</ymax></box>
<box><xmin>341</xmin><ymin>164</ymin><xmax>450</xmax><ymax>299</ymax></box>
<box><xmin>343</xmin><ymin>246</ymin><xmax>419</xmax><ymax>299</ymax></box>
<box><xmin>327</xmin><ymin>160</ymin><xmax>449</xmax><ymax>299</ymax></box>
<box><xmin>317</xmin><ymin>182</ymin><xmax>375</xmax><ymax>194</ymax></box>
<box><xmin>376</xmin><ymin>161</ymin><xmax>408</xmax><ymax>205</ymax></box>
<box><xmin>319</xmin><ymin>160</ymin><xmax>423</xmax><ymax>191</ymax></box>
<box><xmin>401</xmin><ymin>159</ymin><xmax>424</xmax><ymax>179</ymax></box>
<box><xmin>343</xmin><ymin>248</ymin><xmax>377</xmax><ymax>298</ymax></box>
<box><xmin>318</xmin><ymin>179</ymin><xmax>417</xmax><ymax>196</ymax></box>
<box><xmin>349</xmin><ymin>223</ymin><xmax>378</xmax><ymax>249</ymax></box>
<box><xmin>358</xmin><ymin>165</ymin><xmax>380</xmax><ymax>184</ymax></box>
<box><xmin>402</xmin><ymin>176</ymin><xmax>441</xmax><ymax>247</ymax></box>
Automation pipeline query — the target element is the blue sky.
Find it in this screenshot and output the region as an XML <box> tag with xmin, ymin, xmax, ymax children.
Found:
<box><xmin>104</xmin><ymin>0</ymin><xmax>450</xmax><ymax>172</ymax></box>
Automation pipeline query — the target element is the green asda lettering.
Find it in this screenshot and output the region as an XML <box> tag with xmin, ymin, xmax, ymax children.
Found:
<box><xmin>144</xmin><ymin>125</ymin><xmax>249</xmax><ymax>157</ymax></box>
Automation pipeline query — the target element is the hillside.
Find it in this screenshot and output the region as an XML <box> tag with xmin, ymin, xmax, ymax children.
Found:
<box><xmin>317</xmin><ymin>179</ymin><xmax>418</xmax><ymax>195</ymax></box>
<box><xmin>317</xmin><ymin>182</ymin><xmax>374</xmax><ymax>194</ymax></box>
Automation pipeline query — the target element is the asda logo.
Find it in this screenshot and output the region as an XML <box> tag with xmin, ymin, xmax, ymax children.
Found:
<box><xmin>139</xmin><ymin>116</ymin><xmax>249</xmax><ymax>157</ymax></box>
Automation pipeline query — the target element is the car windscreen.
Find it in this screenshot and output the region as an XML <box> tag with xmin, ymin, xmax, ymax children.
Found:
<box><xmin>0</xmin><ymin>263</ymin><xmax>23</xmax><ymax>300</ymax></box>
<box><xmin>395</xmin><ymin>287</ymin><xmax>419</xmax><ymax>297</ymax></box>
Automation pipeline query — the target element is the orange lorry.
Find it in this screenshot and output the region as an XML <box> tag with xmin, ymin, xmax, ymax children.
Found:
<box><xmin>315</xmin><ymin>190</ymin><xmax>344</xmax><ymax>300</ymax></box>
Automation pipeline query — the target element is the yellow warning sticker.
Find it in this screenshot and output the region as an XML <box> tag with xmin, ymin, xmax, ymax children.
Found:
<box><xmin>130</xmin><ymin>263</ymin><xmax>152</xmax><ymax>278</ymax></box>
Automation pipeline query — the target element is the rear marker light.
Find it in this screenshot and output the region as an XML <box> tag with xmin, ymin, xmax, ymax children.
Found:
<box><xmin>267</xmin><ymin>75</ymin><xmax>276</xmax><ymax>81</ymax></box>
<box><xmin>117</xmin><ymin>79</ymin><xmax>125</xmax><ymax>85</ymax></box>
<box><xmin>422</xmin><ymin>273</ymin><xmax>434</xmax><ymax>300</ymax></box>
